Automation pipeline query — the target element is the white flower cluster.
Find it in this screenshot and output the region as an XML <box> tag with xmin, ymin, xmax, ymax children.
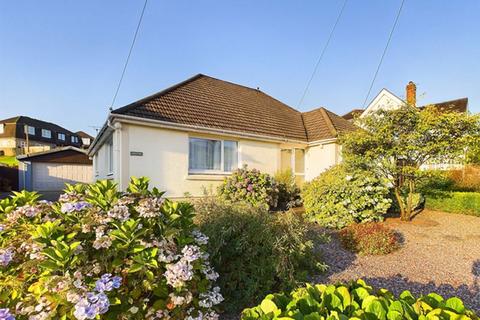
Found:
<box><xmin>107</xmin><ymin>204</ymin><xmax>130</xmax><ymax>222</ymax></box>
<box><xmin>156</xmin><ymin>239</ymin><xmax>179</xmax><ymax>263</ymax></box>
<box><xmin>164</xmin><ymin>259</ymin><xmax>194</xmax><ymax>288</ymax></box>
<box><xmin>186</xmin><ymin>309</ymin><xmax>220</xmax><ymax>320</ymax></box>
<box><xmin>92</xmin><ymin>226</ymin><xmax>112</xmax><ymax>250</ymax></box>
<box><xmin>135</xmin><ymin>197</ymin><xmax>163</xmax><ymax>218</ymax></box>
<box><xmin>191</xmin><ymin>230</ymin><xmax>209</xmax><ymax>245</ymax></box>
<box><xmin>198</xmin><ymin>287</ymin><xmax>223</xmax><ymax>308</ymax></box>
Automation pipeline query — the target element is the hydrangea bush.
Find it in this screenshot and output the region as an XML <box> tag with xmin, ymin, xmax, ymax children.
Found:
<box><xmin>218</xmin><ymin>166</ymin><xmax>279</xmax><ymax>209</ymax></box>
<box><xmin>242</xmin><ymin>279</ymin><xmax>478</xmax><ymax>319</ymax></box>
<box><xmin>302</xmin><ymin>165</ymin><xmax>392</xmax><ymax>229</ymax></box>
<box><xmin>0</xmin><ymin>177</ymin><xmax>223</xmax><ymax>319</ymax></box>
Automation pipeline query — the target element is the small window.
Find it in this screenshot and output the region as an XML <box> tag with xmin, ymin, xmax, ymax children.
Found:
<box><xmin>26</xmin><ymin>126</ymin><xmax>35</xmax><ymax>135</ymax></box>
<box><xmin>71</xmin><ymin>136</ymin><xmax>79</xmax><ymax>143</ymax></box>
<box><xmin>188</xmin><ymin>138</ymin><xmax>238</xmax><ymax>173</ymax></box>
<box><xmin>58</xmin><ymin>133</ymin><xmax>65</xmax><ymax>141</ymax></box>
<box><xmin>0</xmin><ymin>124</ymin><xmax>4</xmax><ymax>134</ymax></box>
<box><xmin>41</xmin><ymin>129</ymin><xmax>51</xmax><ymax>138</ymax></box>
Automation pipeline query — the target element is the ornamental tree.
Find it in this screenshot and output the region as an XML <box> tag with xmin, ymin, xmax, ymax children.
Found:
<box><xmin>340</xmin><ymin>105</ymin><xmax>480</xmax><ymax>221</ymax></box>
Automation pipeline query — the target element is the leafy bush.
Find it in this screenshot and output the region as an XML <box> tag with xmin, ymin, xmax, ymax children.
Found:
<box><xmin>194</xmin><ymin>196</ymin><xmax>326</xmax><ymax>311</ymax></box>
<box><xmin>241</xmin><ymin>279</ymin><xmax>478</xmax><ymax>319</ymax></box>
<box><xmin>0</xmin><ymin>177</ymin><xmax>223</xmax><ymax>320</ymax></box>
<box><xmin>274</xmin><ymin>169</ymin><xmax>302</xmax><ymax>210</ymax></box>
<box><xmin>218</xmin><ymin>165</ymin><xmax>279</xmax><ymax>209</ymax></box>
<box><xmin>339</xmin><ymin>222</ymin><xmax>400</xmax><ymax>255</ymax></box>
<box><xmin>425</xmin><ymin>191</ymin><xmax>480</xmax><ymax>217</ymax></box>
<box><xmin>302</xmin><ymin>165</ymin><xmax>392</xmax><ymax>229</ymax></box>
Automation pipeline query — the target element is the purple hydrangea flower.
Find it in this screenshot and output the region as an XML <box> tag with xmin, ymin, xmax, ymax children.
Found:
<box><xmin>0</xmin><ymin>308</ymin><xmax>15</xmax><ymax>320</ymax></box>
<box><xmin>0</xmin><ymin>249</ymin><xmax>14</xmax><ymax>267</ymax></box>
<box><xmin>73</xmin><ymin>292</ymin><xmax>110</xmax><ymax>320</ymax></box>
<box><xmin>246</xmin><ymin>184</ymin><xmax>254</xmax><ymax>192</ymax></box>
<box><xmin>95</xmin><ymin>274</ymin><xmax>122</xmax><ymax>293</ymax></box>
<box><xmin>61</xmin><ymin>201</ymin><xmax>90</xmax><ymax>213</ymax></box>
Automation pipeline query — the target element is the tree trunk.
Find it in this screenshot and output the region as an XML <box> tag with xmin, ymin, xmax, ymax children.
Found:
<box><xmin>393</xmin><ymin>187</ymin><xmax>407</xmax><ymax>221</ymax></box>
<box><xmin>405</xmin><ymin>180</ymin><xmax>415</xmax><ymax>221</ymax></box>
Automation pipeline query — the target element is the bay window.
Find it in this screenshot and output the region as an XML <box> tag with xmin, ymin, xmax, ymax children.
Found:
<box><xmin>189</xmin><ymin>138</ymin><xmax>238</xmax><ymax>174</ymax></box>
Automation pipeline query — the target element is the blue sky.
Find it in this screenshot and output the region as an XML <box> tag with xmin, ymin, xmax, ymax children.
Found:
<box><xmin>1</xmin><ymin>1</ymin><xmax>479</xmax><ymax>135</ymax></box>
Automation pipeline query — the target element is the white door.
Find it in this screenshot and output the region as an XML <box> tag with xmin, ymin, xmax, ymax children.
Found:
<box><xmin>32</xmin><ymin>162</ymin><xmax>93</xmax><ymax>191</ymax></box>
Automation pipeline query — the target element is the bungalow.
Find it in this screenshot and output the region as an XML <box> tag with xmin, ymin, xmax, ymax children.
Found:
<box><xmin>88</xmin><ymin>74</ymin><xmax>356</xmax><ymax>198</ymax></box>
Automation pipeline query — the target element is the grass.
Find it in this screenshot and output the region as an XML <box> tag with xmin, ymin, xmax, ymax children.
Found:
<box><xmin>0</xmin><ymin>156</ymin><xmax>18</xmax><ymax>166</ymax></box>
<box><xmin>425</xmin><ymin>191</ymin><xmax>480</xmax><ymax>217</ymax></box>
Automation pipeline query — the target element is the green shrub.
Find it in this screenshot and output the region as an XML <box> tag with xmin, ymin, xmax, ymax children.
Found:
<box><xmin>194</xmin><ymin>196</ymin><xmax>326</xmax><ymax>311</ymax></box>
<box><xmin>274</xmin><ymin>169</ymin><xmax>302</xmax><ymax>210</ymax></box>
<box><xmin>339</xmin><ymin>222</ymin><xmax>400</xmax><ymax>255</ymax></box>
<box><xmin>218</xmin><ymin>165</ymin><xmax>279</xmax><ymax>209</ymax></box>
<box><xmin>302</xmin><ymin>165</ymin><xmax>392</xmax><ymax>229</ymax></box>
<box><xmin>0</xmin><ymin>178</ymin><xmax>223</xmax><ymax>319</ymax></box>
<box><xmin>425</xmin><ymin>191</ymin><xmax>480</xmax><ymax>216</ymax></box>
<box><xmin>241</xmin><ymin>279</ymin><xmax>478</xmax><ymax>319</ymax></box>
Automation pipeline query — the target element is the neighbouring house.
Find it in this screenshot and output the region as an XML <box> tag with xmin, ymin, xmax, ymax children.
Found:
<box><xmin>18</xmin><ymin>146</ymin><xmax>92</xmax><ymax>194</ymax></box>
<box><xmin>342</xmin><ymin>81</ymin><xmax>468</xmax><ymax>121</ymax></box>
<box><xmin>342</xmin><ymin>81</ymin><xmax>469</xmax><ymax>170</ymax></box>
<box><xmin>88</xmin><ymin>74</ymin><xmax>356</xmax><ymax>198</ymax></box>
<box><xmin>76</xmin><ymin>131</ymin><xmax>95</xmax><ymax>149</ymax></box>
<box><xmin>0</xmin><ymin>116</ymin><xmax>83</xmax><ymax>156</ymax></box>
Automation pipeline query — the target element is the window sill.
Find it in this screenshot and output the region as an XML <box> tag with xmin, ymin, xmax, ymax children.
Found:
<box><xmin>186</xmin><ymin>173</ymin><xmax>229</xmax><ymax>181</ymax></box>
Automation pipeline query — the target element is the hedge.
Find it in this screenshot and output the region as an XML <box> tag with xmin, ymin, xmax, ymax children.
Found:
<box><xmin>425</xmin><ymin>191</ymin><xmax>480</xmax><ymax>216</ymax></box>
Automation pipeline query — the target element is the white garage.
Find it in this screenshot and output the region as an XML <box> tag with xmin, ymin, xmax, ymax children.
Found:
<box><xmin>18</xmin><ymin>147</ymin><xmax>93</xmax><ymax>193</ymax></box>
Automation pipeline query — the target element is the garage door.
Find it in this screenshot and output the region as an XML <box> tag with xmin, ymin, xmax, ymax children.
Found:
<box><xmin>32</xmin><ymin>162</ymin><xmax>93</xmax><ymax>191</ymax></box>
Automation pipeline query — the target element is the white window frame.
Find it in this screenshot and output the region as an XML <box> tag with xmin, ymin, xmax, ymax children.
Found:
<box><xmin>0</xmin><ymin>124</ymin><xmax>4</xmax><ymax>134</ymax></box>
<box><xmin>27</xmin><ymin>126</ymin><xmax>35</xmax><ymax>135</ymax></box>
<box><xmin>58</xmin><ymin>133</ymin><xmax>65</xmax><ymax>141</ymax></box>
<box><xmin>41</xmin><ymin>129</ymin><xmax>51</xmax><ymax>138</ymax></box>
<box><xmin>188</xmin><ymin>137</ymin><xmax>238</xmax><ymax>175</ymax></box>
<box><xmin>106</xmin><ymin>136</ymin><xmax>114</xmax><ymax>175</ymax></box>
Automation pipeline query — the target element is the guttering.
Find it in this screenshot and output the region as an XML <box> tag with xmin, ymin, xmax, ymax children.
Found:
<box><xmin>307</xmin><ymin>137</ymin><xmax>338</xmax><ymax>146</ymax></box>
<box><xmin>111</xmin><ymin>113</ymin><xmax>309</xmax><ymax>145</ymax></box>
<box><xmin>87</xmin><ymin>117</ymin><xmax>116</xmax><ymax>156</ymax></box>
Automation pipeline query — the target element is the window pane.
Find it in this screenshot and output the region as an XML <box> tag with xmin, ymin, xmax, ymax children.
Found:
<box><xmin>295</xmin><ymin>149</ymin><xmax>305</xmax><ymax>173</ymax></box>
<box><xmin>224</xmin><ymin>141</ymin><xmax>238</xmax><ymax>172</ymax></box>
<box><xmin>0</xmin><ymin>124</ymin><xmax>4</xmax><ymax>134</ymax></box>
<box><xmin>189</xmin><ymin>138</ymin><xmax>221</xmax><ymax>171</ymax></box>
<box><xmin>280</xmin><ymin>149</ymin><xmax>292</xmax><ymax>171</ymax></box>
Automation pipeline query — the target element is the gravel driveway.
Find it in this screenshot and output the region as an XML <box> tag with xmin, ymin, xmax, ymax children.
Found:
<box><xmin>314</xmin><ymin>210</ymin><xmax>480</xmax><ymax>312</ymax></box>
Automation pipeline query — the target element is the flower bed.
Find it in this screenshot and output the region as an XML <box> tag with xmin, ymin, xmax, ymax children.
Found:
<box><xmin>0</xmin><ymin>178</ymin><xmax>222</xmax><ymax>319</ymax></box>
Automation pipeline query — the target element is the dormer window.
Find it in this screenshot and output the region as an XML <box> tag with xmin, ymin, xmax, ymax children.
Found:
<box><xmin>58</xmin><ymin>133</ymin><xmax>65</xmax><ymax>141</ymax></box>
<box><xmin>27</xmin><ymin>126</ymin><xmax>35</xmax><ymax>135</ymax></box>
<box><xmin>71</xmin><ymin>136</ymin><xmax>78</xmax><ymax>143</ymax></box>
<box><xmin>41</xmin><ymin>129</ymin><xmax>51</xmax><ymax>138</ymax></box>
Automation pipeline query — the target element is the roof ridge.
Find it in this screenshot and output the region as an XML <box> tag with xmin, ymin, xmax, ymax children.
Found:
<box><xmin>319</xmin><ymin>107</ymin><xmax>337</xmax><ymax>137</ymax></box>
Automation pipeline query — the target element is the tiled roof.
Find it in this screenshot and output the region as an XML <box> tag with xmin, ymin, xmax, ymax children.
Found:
<box><xmin>303</xmin><ymin>107</ymin><xmax>358</xmax><ymax>141</ymax></box>
<box><xmin>342</xmin><ymin>109</ymin><xmax>364</xmax><ymax>120</ymax></box>
<box><xmin>112</xmin><ymin>74</ymin><xmax>355</xmax><ymax>142</ymax></box>
<box><xmin>420</xmin><ymin>98</ymin><xmax>468</xmax><ymax>113</ymax></box>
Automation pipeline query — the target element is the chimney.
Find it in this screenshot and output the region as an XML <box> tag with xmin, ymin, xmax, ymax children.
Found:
<box><xmin>406</xmin><ymin>81</ymin><xmax>416</xmax><ymax>106</ymax></box>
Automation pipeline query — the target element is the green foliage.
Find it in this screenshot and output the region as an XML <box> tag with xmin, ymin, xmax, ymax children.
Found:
<box><xmin>0</xmin><ymin>155</ymin><xmax>18</xmax><ymax>166</ymax></box>
<box><xmin>425</xmin><ymin>191</ymin><xmax>480</xmax><ymax>217</ymax></box>
<box><xmin>195</xmin><ymin>196</ymin><xmax>326</xmax><ymax>311</ymax></box>
<box><xmin>302</xmin><ymin>165</ymin><xmax>392</xmax><ymax>229</ymax></box>
<box><xmin>339</xmin><ymin>223</ymin><xmax>400</xmax><ymax>255</ymax></box>
<box><xmin>274</xmin><ymin>169</ymin><xmax>303</xmax><ymax>210</ymax></box>
<box><xmin>241</xmin><ymin>279</ymin><xmax>478</xmax><ymax>319</ymax></box>
<box><xmin>340</xmin><ymin>105</ymin><xmax>480</xmax><ymax>221</ymax></box>
<box><xmin>0</xmin><ymin>177</ymin><xmax>222</xmax><ymax>319</ymax></box>
<box><xmin>218</xmin><ymin>165</ymin><xmax>279</xmax><ymax>209</ymax></box>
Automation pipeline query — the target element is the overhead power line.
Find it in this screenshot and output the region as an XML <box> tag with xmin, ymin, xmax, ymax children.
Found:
<box><xmin>362</xmin><ymin>0</ymin><xmax>405</xmax><ymax>108</ymax></box>
<box><xmin>110</xmin><ymin>0</ymin><xmax>149</xmax><ymax>110</ymax></box>
<box><xmin>298</xmin><ymin>0</ymin><xmax>348</xmax><ymax>108</ymax></box>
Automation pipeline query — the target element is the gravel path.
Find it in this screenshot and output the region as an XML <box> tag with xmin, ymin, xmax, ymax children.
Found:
<box><xmin>313</xmin><ymin>210</ymin><xmax>480</xmax><ymax>312</ymax></box>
